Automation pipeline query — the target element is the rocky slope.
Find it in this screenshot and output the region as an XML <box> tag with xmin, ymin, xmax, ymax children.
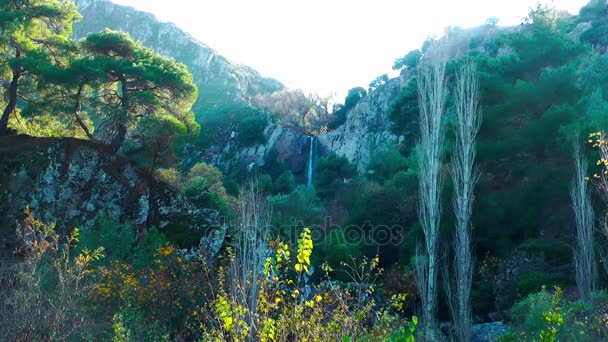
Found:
<box><xmin>318</xmin><ymin>74</ymin><xmax>407</xmax><ymax>174</ymax></box>
<box><xmin>72</xmin><ymin>0</ymin><xmax>283</xmax><ymax>115</ymax></box>
<box><xmin>71</xmin><ymin>0</ymin><xmax>406</xmax><ymax>178</ymax></box>
<box><xmin>195</xmin><ymin>74</ymin><xmax>406</xmax><ymax>180</ymax></box>
<box><xmin>0</xmin><ymin>136</ymin><xmax>220</xmax><ymax>254</ymax></box>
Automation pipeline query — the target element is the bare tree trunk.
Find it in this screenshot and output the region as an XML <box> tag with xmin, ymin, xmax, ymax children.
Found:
<box><xmin>109</xmin><ymin>77</ymin><xmax>130</xmax><ymax>153</ymax></box>
<box><xmin>449</xmin><ymin>61</ymin><xmax>481</xmax><ymax>342</ymax></box>
<box><xmin>572</xmin><ymin>141</ymin><xmax>596</xmax><ymax>303</ymax></box>
<box><xmin>229</xmin><ymin>181</ymin><xmax>272</xmax><ymax>341</ymax></box>
<box><xmin>0</xmin><ymin>48</ymin><xmax>23</xmax><ymax>136</ymax></box>
<box><xmin>73</xmin><ymin>83</ymin><xmax>98</xmax><ymax>142</ymax></box>
<box><xmin>415</xmin><ymin>38</ymin><xmax>449</xmax><ymax>341</ymax></box>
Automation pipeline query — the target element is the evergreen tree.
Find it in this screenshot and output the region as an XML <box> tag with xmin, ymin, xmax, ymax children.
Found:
<box><xmin>0</xmin><ymin>0</ymin><xmax>81</xmax><ymax>135</ymax></box>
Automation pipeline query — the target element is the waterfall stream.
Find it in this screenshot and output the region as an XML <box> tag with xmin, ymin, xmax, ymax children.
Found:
<box><xmin>306</xmin><ymin>136</ymin><xmax>316</xmax><ymax>189</ymax></box>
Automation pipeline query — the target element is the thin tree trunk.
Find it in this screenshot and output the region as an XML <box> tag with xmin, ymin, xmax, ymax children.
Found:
<box><xmin>449</xmin><ymin>61</ymin><xmax>481</xmax><ymax>342</ymax></box>
<box><xmin>109</xmin><ymin>77</ymin><xmax>130</xmax><ymax>153</ymax></box>
<box><xmin>572</xmin><ymin>141</ymin><xmax>596</xmax><ymax>303</ymax></box>
<box><xmin>73</xmin><ymin>83</ymin><xmax>98</xmax><ymax>142</ymax></box>
<box><xmin>0</xmin><ymin>48</ymin><xmax>23</xmax><ymax>136</ymax></box>
<box><xmin>414</xmin><ymin>38</ymin><xmax>449</xmax><ymax>341</ymax></box>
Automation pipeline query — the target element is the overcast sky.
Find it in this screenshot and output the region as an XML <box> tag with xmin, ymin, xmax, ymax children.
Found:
<box><xmin>112</xmin><ymin>0</ymin><xmax>589</xmax><ymax>99</ymax></box>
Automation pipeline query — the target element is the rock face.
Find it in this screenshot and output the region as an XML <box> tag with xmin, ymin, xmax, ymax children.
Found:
<box><xmin>70</xmin><ymin>1</ymin><xmax>407</xmax><ymax>177</ymax></box>
<box><xmin>198</xmin><ymin>74</ymin><xmax>407</xmax><ymax>179</ymax></box>
<box><xmin>471</xmin><ymin>322</ymin><xmax>510</xmax><ymax>342</ymax></box>
<box><xmin>71</xmin><ymin>0</ymin><xmax>283</xmax><ymax>113</ymax></box>
<box><xmin>0</xmin><ymin>136</ymin><xmax>220</xmax><ymax>254</ymax></box>
<box><xmin>186</xmin><ymin>122</ymin><xmax>312</xmax><ymax>181</ymax></box>
<box><xmin>318</xmin><ymin>75</ymin><xmax>405</xmax><ymax>174</ymax></box>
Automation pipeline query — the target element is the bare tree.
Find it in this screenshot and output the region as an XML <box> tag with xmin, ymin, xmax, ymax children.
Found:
<box><xmin>448</xmin><ymin>61</ymin><xmax>481</xmax><ymax>342</ymax></box>
<box><xmin>414</xmin><ymin>37</ymin><xmax>449</xmax><ymax>340</ymax></box>
<box><xmin>572</xmin><ymin>141</ymin><xmax>597</xmax><ymax>303</ymax></box>
<box><xmin>229</xmin><ymin>181</ymin><xmax>272</xmax><ymax>340</ymax></box>
<box><xmin>253</xmin><ymin>89</ymin><xmax>331</xmax><ymax>135</ymax></box>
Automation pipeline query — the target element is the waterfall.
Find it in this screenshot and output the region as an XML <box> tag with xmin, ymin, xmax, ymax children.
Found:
<box><xmin>306</xmin><ymin>136</ymin><xmax>315</xmax><ymax>189</ymax></box>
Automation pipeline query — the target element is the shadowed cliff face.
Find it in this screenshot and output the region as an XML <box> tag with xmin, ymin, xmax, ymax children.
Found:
<box><xmin>0</xmin><ymin>136</ymin><xmax>220</xmax><ymax>254</ymax></box>
<box><xmin>71</xmin><ymin>0</ymin><xmax>283</xmax><ymax>115</ymax></box>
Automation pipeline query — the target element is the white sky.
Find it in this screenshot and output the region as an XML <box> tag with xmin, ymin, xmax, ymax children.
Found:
<box><xmin>112</xmin><ymin>0</ymin><xmax>589</xmax><ymax>99</ymax></box>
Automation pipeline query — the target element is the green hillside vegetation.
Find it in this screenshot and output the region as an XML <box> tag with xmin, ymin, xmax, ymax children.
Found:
<box><xmin>4</xmin><ymin>0</ymin><xmax>608</xmax><ymax>341</ymax></box>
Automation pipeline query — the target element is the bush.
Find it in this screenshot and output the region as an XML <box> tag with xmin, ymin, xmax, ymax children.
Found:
<box><xmin>238</xmin><ymin>114</ymin><xmax>268</xmax><ymax>146</ymax></box>
<box><xmin>154</xmin><ymin>168</ymin><xmax>183</xmax><ymax>191</ymax></box>
<box><xmin>508</xmin><ymin>288</ymin><xmax>608</xmax><ymax>341</ymax></box>
<box><xmin>367</xmin><ymin>145</ymin><xmax>409</xmax><ymax>184</ymax></box>
<box><xmin>515</xmin><ymin>272</ymin><xmax>570</xmax><ymax>298</ymax></box>
<box><xmin>183</xmin><ymin>162</ymin><xmax>232</xmax><ymax>216</ymax></box>
<box><xmin>269</xmin><ymin>186</ymin><xmax>323</xmax><ymax>232</ymax></box>
<box><xmin>270</xmin><ymin>170</ymin><xmax>295</xmax><ymax>195</ymax></box>
<box><xmin>314</xmin><ymin>153</ymin><xmax>357</xmax><ymax>199</ymax></box>
<box><xmin>511</xmin><ymin>288</ymin><xmax>554</xmax><ymax>336</ymax></box>
<box><xmin>0</xmin><ymin>208</ymin><xmax>104</xmax><ymax>340</ymax></box>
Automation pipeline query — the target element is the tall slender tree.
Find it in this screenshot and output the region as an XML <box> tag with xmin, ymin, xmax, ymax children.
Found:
<box><xmin>571</xmin><ymin>141</ymin><xmax>596</xmax><ymax>303</ymax></box>
<box><xmin>448</xmin><ymin>61</ymin><xmax>481</xmax><ymax>342</ymax></box>
<box><xmin>413</xmin><ymin>37</ymin><xmax>449</xmax><ymax>340</ymax></box>
<box><xmin>0</xmin><ymin>0</ymin><xmax>80</xmax><ymax>135</ymax></box>
<box><xmin>229</xmin><ymin>181</ymin><xmax>272</xmax><ymax>340</ymax></box>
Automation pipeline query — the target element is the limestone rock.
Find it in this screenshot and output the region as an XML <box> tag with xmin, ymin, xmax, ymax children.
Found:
<box><xmin>0</xmin><ymin>136</ymin><xmax>220</xmax><ymax>254</ymax></box>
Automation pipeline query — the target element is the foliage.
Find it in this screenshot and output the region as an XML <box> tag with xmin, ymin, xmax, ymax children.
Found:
<box><xmin>389</xmin><ymin>77</ymin><xmax>418</xmax><ymax>139</ymax></box>
<box><xmin>198</xmin><ymin>104</ymin><xmax>261</xmax><ymax>148</ymax></box>
<box><xmin>124</xmin><ymin>115</ymin><xmax>188</xmax><ymax>170</ymax></box>
<box><xmin>270</xmin><ymin>170</ymin><xmax>296</xmax><ymax>195</ymax></box>
<box><xmin>269</xmin><ymin>185</ymin><xmax>323</xmax><ymax>230</ymax></box>
<box><xmin>383</xmin><ymin>316</ymin><xmax>417</xmax><ymax>342</ymax></box>
<box><xmin>369</xmin><ymin>74</ymin><xmax>389</xmax><ymax>92</ymax></box>
<box><xmin>328</xmin><ymin>87</ymin><xmax>367</xmax><ymax>131</ymax></box>
<box><xmin>183</xmin><ymin>162</ymin><xmax>232</xmax><ymax>216</ymax></box>
<box><xmin>198</xmin><ymin>228</ymin><xmax>416</xmax><ymax>341</ymax></box>
<box><xmin>0</xmin><ymin>0</ymin><xmax>81</xmax><ymax>135</ymax></box>
<box><xmin>578</xmin><ymin>0</ymin><xmax>608</xmax><ymax>46</ymax></box>
<box><xmin>507</xmin><ymin>287</ymin><xmax>608</xmax><ymax>341</ymax></box>
<box><xmin>393</xmin><ymin>49</ymin><xmax>422</xmax><ymax>70</ymax></box>
<box><xmin>0</xmin><ymin>208</ymin><xmax>103</xmax><ymax>340</ymax></box>
<box><xmin>367</xmin><ymin>145</ymin><xmax>409</xmax><ymax>183</ymax></box>
<box><xmin>314</xmin><ymin>153</ymin><xmax>357</xmax><ymax>199</ymax></box>
<box><xmin>80</xmin><ymin>29</ymin><xmax>198</xmax><ymax>152</ymax></box>
<box><xmin>238</xmin><ymin>113</ymin><xmax>268</xmax><ymax>146</ymax></box>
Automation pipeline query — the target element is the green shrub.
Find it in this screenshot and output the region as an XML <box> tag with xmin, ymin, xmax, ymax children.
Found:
<box><xmin>270</xmin><ymin>171</ymin><xmax>295</xmax><ymax>194</ymax></box>
<box><xmin>78</xmin><ymin>216</ymin><xmax>136</xmax><ymax>263</ymax></box>
<box><xmin>269</xmin><ymin>186</ymin><xmax>323</xmax><ymax>232</ymax></box>
<box><xmin>314</xmin><ymin>153</ymin><xmax>356</xmax><ymax>199</ymax></box>
<box><xmin>515</xmin><ymin>273</ymin><xmax>570</xmax><ymax>298</ymax></box>
<box><xmin>238</xmin><ymin>114</ymin><xmax>268</xmax><ymax>146</ymax></box>
<box><xmin>367</xmin><ymin>145</ymin><xmax>409</xmax><ymax>183</ymax></box>
<box><xmin>511</xmin><ymin>288</ymin><xmax>554</xmax><ymax>337</ymax></box>
<box><xmin>518</xmin><ymin>239</ymin><xmax>572</xmax><ymax>267</ymax></box>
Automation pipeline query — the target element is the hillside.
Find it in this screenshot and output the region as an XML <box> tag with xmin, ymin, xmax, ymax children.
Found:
<box><xmin>3</xmin><ymin>0</ymin><xmax>608</xmax><ymax>341</ymax></box>
<box><xmin>72</xmin><ymin>0</ymin><xmax>283</xmax><ymax>118</ymax></box>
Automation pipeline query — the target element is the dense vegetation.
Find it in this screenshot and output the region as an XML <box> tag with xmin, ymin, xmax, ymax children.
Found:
<box><xmin>4</xmin><ymin>0</ymin><xmax>608</xmax><ymax>341</ymax></box>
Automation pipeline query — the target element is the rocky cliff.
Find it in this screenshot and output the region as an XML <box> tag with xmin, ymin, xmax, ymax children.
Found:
<box><xmin>71</xmin><ymin>0</ymin><xmax>406</xmax><ymax>178</ymax></box>
<box><xmin>72</xmin><ymin>0</ymin><xmax>283</xmax><ymax>115</ymax></box>
<box><xmin>194</xmin><ymin>74</ymin><xmax>406</xmax><ymax>180</ymax></box>
<box><xmin>318</xmin><ymin>74</ymin><xmax>407</xmax><ymax>174</ymax></box>
<box><xmin>0</xmin><ymin>136</ymin><xmax>220</xmax><ymax>254</ymax></box>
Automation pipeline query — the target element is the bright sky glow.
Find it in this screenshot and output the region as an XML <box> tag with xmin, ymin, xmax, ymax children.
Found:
<box><xmin>112</xmin><ymin>0</ymin><xmax>589</xmax><ymax>99</ymax></box>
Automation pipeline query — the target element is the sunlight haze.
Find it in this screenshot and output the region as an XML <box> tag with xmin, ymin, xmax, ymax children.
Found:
<box><xmin>112</xmin><ymin>0</ymin><xmax>587</xmax><ymax>98</ymax></box>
